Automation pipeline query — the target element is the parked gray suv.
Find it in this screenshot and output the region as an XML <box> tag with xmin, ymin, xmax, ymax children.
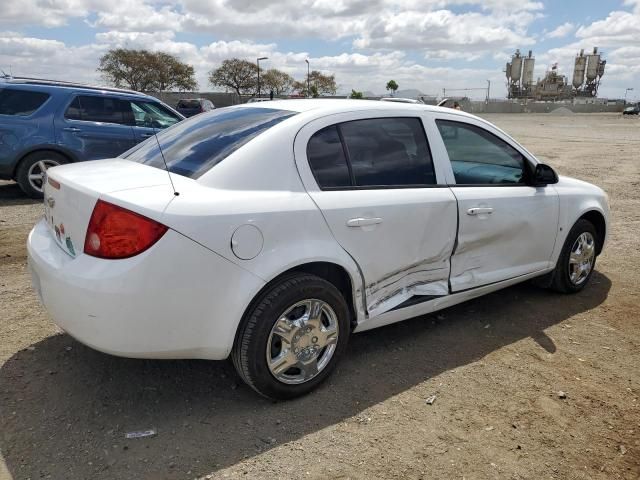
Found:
<box><xmin>0</xmin><ymin>78</ymin><xmax>184</xmax><ymax>198</ymax></box>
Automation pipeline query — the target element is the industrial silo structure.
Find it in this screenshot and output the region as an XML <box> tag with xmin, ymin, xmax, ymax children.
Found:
<box><xmin>506</xmin><ymin>49</ymin><xmax>524</xmax><ymax>98</ymax></box>
<box><xmin>523</xmin><ymin>50</ymin><xmax>535</xmax><ymax>88</ymax></box>
<box><xmin>586</xmin><ymin>47</ymin><xmax>600</xmax><ymax>81</ymax></box>
<box><xmin>573</xmin><ymin>49</ymin><xmax>586</xmax><ymax>89</ymax></box>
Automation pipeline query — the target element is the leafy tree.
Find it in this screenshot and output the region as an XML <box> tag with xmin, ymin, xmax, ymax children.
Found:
<box><xmin>154</xmin><ymin>52</ymin><xmax>197</xmax><ymax>91</ymax></box>
<box><xmin>98</xmin><ymin>49</ymin><xmax>197</xmax><ymax>92</ymax></box>
<box><xmin>386</xmin><ymin>79</ymin><xmax>399</xmax><ymax>96</ymax></box>
<box><xmin>293</xmin><ymin>70</ymin><xmax>337</xmax><ymax>97</ymax></box>
<box><xmin>209</xmin><ymin>58</ymin><xmax>258</xmax><ymax>96</ymax></box>
<box><xmin>261</xmin><ymin>69</ymin><xmax>294</xmax><ymax>96</ymax></box>
<box><xmin>310</xmin><ymin>71</ymin><xmax>337</xmax><ymax>96</ymax></box>
<box><xmin>349</xmin><ymin>89</ymin><xmax>364</xmax><ymax>99</ymax></box>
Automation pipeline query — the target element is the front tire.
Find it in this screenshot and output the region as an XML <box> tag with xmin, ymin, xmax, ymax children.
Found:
<box><xmin>16</xmin><ymin>151</ymin><xmax>68</xmax><ymax>199</ymax></box>
<box><xmin>550</xmin><ymin>219</ymin><xmax>598</xmax><ymax>293</ymax></box>
<box><xmin>232</xmin><ymin>273</ymin><xmax>351</xmax><ymax>400</ymax></box>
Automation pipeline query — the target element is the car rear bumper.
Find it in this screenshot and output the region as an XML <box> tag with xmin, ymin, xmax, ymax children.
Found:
<box><xmin>27</xmin><ymin>219</ymin><xmax>265</xmax><ymax>360</ymax></box>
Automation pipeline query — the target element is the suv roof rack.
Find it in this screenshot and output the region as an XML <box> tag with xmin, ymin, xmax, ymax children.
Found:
<box><xmin>2</xmin><ymin>76</ymin><xmax>146</xmax><ymax>96</ymax></box>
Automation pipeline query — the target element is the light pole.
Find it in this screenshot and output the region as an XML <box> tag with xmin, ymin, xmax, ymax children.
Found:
<box><xmin>256</xmin><ymin>56</ymin><xmax>268</xmax><ymax>98</ymax></box>
<box><xmin>305</xmin><ymin>59</ymin><xmax>310</xmax><ymax>97</ymax></box>
<box><xmin>486</xmin><ymin>79</ymin><xmax>491</xmax><ymax>102</ymax></box>
<box><xmin>624</xmin><ymin>88</ymin><xmax>634</xmax><ymax>104</ymax></box>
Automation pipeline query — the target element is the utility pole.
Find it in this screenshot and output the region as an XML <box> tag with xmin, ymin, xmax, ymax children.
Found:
<box><xmin>305</xmin><ymin>59</ymin><xmax>310</xmax><ymax>97</ymax></box>
<box><xmin>624</xmin><ymin>88</ymin><xmax>634</xmax><ymax>104</ymax></box>
<box><xmin>486</xmin><ymin>79</ymin><xmax>491</xmax><ymax>102</ymax></box>
<box><xmin>257</xmin><ymin>56</ymin><xmax>268</xmax><ymax>98</ymax></box>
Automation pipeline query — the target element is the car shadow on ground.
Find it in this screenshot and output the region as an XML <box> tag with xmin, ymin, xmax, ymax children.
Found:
<box><xmin>0</xmin><ymin>182</ymin><xmax>39</xmax><ymax>206</ymax></box>
<box><xmin>0</xmin><ymin>272</ymin><xmax>611</xmax><ymax>479</ymax></box>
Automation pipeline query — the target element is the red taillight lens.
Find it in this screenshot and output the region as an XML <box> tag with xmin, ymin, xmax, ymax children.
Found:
<box><xmin>84</xmin><ymin>200</ymin><xmax>168</xmax><ymax>259</ymax></box>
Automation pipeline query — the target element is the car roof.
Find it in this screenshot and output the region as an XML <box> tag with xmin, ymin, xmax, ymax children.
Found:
<box><xmin>237</xmin><ymin>98</ymin><xmax>477</xmax><ymax>119</ymax></box>
<box><xmin>0</xmin><ymin>77</ymin><xmax>151</xmax><ymax>98</ymax></box>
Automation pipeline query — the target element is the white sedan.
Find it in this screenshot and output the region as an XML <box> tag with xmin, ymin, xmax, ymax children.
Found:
<box><xmin>27</xmin><ymin>100</ymin><xmax>609</xmax><ymax>399</ymax></box>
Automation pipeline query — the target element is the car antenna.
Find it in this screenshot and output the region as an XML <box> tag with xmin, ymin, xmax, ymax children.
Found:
<box><xmin>151</xmin><ymin>122</ymin><xmax>179</xmax><ymax>196</ymax></box>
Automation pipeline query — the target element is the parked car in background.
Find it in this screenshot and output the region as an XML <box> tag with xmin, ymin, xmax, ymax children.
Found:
<box><xmin>28</xmin><ymin>100</ymin><xmax>609</xmax><ymax>400</ymax></box>
<box><xmin>0</xmin><ymin>78</ymin><xmax>184</xmax><ymax>198</ymax></box>
<box><xmin>622</xmin><ymin>103</ymin><xmax>639</xmax><ymax>115</ymax></box>
<box><xmin>175</xmin><ymin>98</ymin><xmax>215</xmax><ymax>117</ymax></box>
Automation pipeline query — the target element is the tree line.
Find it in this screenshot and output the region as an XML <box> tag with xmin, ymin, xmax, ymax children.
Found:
<box><xmin>97</xmin><ymin>49</ymin><xmax>338</xmax><ymax>96</ymax></box>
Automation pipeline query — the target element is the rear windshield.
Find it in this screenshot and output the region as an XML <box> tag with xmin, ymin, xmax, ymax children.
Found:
<box><xmin>123</xmin><ymin>107</ymin><xmax>296</xmax><ymax>178</ymax></box>
<box><xmin>0</xmin><ymin>88</ymin><xmax>50</xmax><ymax>116</ymax></box>
<box><xmin>177</xmin><ymin>99</ymin><xmax>200</xmax><ymax>109</ymax></box>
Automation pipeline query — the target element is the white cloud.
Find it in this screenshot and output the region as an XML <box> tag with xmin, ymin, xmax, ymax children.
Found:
<box><xmin>1</xmin><ymin>0</ymin><xmax>639</xmax><ymax>100</ymax></box>
<box><xmin>545</xmin><ymin>22</ymin><xmax>575</xmax><ymax>39</ymax></box>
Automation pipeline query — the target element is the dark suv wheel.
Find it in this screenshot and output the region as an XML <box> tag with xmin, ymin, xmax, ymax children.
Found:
<box><xmin>16</xmin><ymin>151</ymin><xmax>68</xmax><ymax>199</ymax></box>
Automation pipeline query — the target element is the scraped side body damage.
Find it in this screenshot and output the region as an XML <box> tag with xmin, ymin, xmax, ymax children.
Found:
<box><xmin>365</xmin><ymin>253</ymin><xmax>451</xmax><ymax>317</ymax></box>
<box><xmin>305</xmin><ymin>188</ymin><xmax>459</xmax><ymax>319</ymax></box>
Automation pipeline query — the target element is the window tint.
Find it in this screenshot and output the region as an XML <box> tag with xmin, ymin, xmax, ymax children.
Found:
<box><xmin>128</xmin><ymin>100</ymin><xmax>181</xmax><ymax>129</ymax></box>
<box><xmin>340</xmin><ymin>117</ymin><xmax>436</xmax><ymax>187</ymax></box>
<box><xmin>307</xmin><ymin>126</ymin><xmax>352</xmax><ymax>188</ymax></box>
<box><xmin>65</xmin><ymin>96</ymin><xmax>129</xmax><ymax>124</ymax></box>
<box><xmin>124</xmin><ymin>107</ymin><xmax>296</xmax><ymax>179</ymax></box>
<box><xmin>0</xmin><ymin>88</ymin><xmax>50</xmax><ymax>116</ymax></box>
<box><xmin>436</xmin><ymin>120</ymin><xmax>527</xmax><ymax>185</ymax></box>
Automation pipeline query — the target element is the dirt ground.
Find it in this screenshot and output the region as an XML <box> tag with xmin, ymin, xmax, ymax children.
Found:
<box><xmin>0</xmin><ymin>113</ymin><xmax>638</xmax><ymax>480</ymax></box>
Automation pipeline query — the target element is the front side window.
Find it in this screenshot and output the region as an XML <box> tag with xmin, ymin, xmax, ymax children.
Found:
<box><xmin>65</xmin><ymin>95</ymin><xmax>129</xmax><ymax>124</ymax></box>
<box><xmin>0</xmin><ymin>88</ymin><xmax>50</xmax><ymax>116</ymax></box>
<box><xmin>436</xmin><ymin>120</ymin><xmax>527</xmax><ymax>185</ymax></box>
<box><xmin>306</xmin><ymin>117</ymin><xmax>436</xmax><ymax>189</ymax></box>
<box><xmin>124</xmin><ymin>107</ymin><xmax>296</xmax><ymax>179</ymax></box>
<box><xmin>128</xmin><ymin>100</ymin><xmax>182</xmax><ymax>129</ymax></box>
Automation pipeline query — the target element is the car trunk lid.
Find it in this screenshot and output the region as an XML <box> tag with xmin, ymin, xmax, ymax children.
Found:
<box><xmin>42</xmin><ymin>159</ymin><xmax>181</xmax><ymax>257</ymax></box>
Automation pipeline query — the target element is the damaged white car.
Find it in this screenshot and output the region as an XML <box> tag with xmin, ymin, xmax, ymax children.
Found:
<box><xmin>28</xmin><ymin>100</ymin><xmax>609</xmax><ymax>399</ymax></box>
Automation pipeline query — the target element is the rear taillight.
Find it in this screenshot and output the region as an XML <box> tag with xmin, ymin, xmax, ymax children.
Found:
<box><xmin>84</xmin><ymin>200</ymin><xmax>168</xmax><ymax>259</ymax></box>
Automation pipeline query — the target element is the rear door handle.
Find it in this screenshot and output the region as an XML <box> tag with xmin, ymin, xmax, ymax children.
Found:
<box><xmin>467</xmin><ymin>207</ymin><xmax>493</xmax><ymax>216</ymax></box>
<box><xmin>346</xmin><ymin>217</ymin><xmax>383</xmax><ymax>227</ymax></box>
<box><xmin>140</xmin><ymin>133</ymin><xmax>154</xmax><ymax>138</ymax></box>
<box><xmin>63</xmin><ymin>127</ymin><xmax>81</xmax><ymax>132</ymax></box>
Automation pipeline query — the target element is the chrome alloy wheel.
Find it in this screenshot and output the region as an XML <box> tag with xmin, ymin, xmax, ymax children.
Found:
<box><xmin>568</xmin><ymin>232</ymin><xmax>596</xmax><ymax>285</ymax></box>
<box><xmin>27</xmin><ymin>159</ymin><xmax>59</xmax><ymax>193</ymax></box>
<box><xmin>266</xmin><ymin>299</ymin><xmax>339</xmax><ymax>385</ymax></box>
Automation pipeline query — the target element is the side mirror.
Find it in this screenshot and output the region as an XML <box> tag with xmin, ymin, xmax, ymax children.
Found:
<box><xmin>533</xmin><ymin>163</ymin><xmax>558</xmax><ymax>186</ymax></box>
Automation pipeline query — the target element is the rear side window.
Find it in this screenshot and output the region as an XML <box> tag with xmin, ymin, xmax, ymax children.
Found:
<box><xmin>65</xmin><ymin>95</ymin><xmax>130</xmax><ymax>124</ymax></box>
<box><xmin>124</xmin><ymin>107</ymin><xmax>296</xmax><ymax>179</ymax></box>
<box><xmin>0</xmin><ymin>88</ymin><xmax>50</xmax><ymax>116</ymax></box>
<box><xmin>307</xmin><ymin>126</ymin><xmax>351</xmax><ymax>188</ymax></box>
<box><xmin>306</xmin><ymin>117</ymin><xmax>436</xmax><ymax>189</ymax></box>
<box><xmin>436</xmin><ymin>120</ymin><xmax>526</xmax><ymax>185</ymax></box>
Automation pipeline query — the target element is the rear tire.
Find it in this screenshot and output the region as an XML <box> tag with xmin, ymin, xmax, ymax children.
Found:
<box><xmin>16</xmin><ymin>151</ymin><xmax>68</xmax><ymax>199</ymax></box>
<box><xmin>232</xmin><ymin>273</ymin><xmax>350</xmax><ymax>400</ymax></box>
<box><xmin>549</xmin><ymin>219</ymin><xmax>598</xmax><ymax>293</ymax></box>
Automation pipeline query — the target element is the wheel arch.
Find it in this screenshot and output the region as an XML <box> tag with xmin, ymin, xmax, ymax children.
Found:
<box><xmin>579</xmin><ymin>209</ymin><xmax>606</xmax><ymax>255</ymax></box>
<box><xmin>234</xmin><ymin>261</ymin><xmax>362</xmax><ymax>350</ymax></box>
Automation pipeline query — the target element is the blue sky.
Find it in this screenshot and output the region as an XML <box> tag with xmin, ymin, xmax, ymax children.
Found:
<box><xmin>1</xmin><ymin>0</ymin><xmax>639</xmax><ymax>99</ymax></box>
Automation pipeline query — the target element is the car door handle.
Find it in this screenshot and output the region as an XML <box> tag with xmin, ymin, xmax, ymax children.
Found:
<box><xmin>346</xmin><ymin>217</ymin><xmax>383</xmax><ymax>227</ymax></box>
<box><xmin>467</xmin><ymin>207</ymin><xmax>494</xmax><ymax>216</ymax></box>
<box><xmin>140</xmin><ymin>133</ymin><xmax>154</xmax><ymax>138</ymax></box>
<box><xmin>63</xmin><ymin>127</ymin><xmax>81</xmax><ymax>132</ymax></box>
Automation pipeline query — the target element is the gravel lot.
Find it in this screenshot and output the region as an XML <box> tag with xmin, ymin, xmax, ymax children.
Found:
<box><xmin>0</xmin><ymin>113</ymin><xmax>639</xmax><ymax>480</ymax></box>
